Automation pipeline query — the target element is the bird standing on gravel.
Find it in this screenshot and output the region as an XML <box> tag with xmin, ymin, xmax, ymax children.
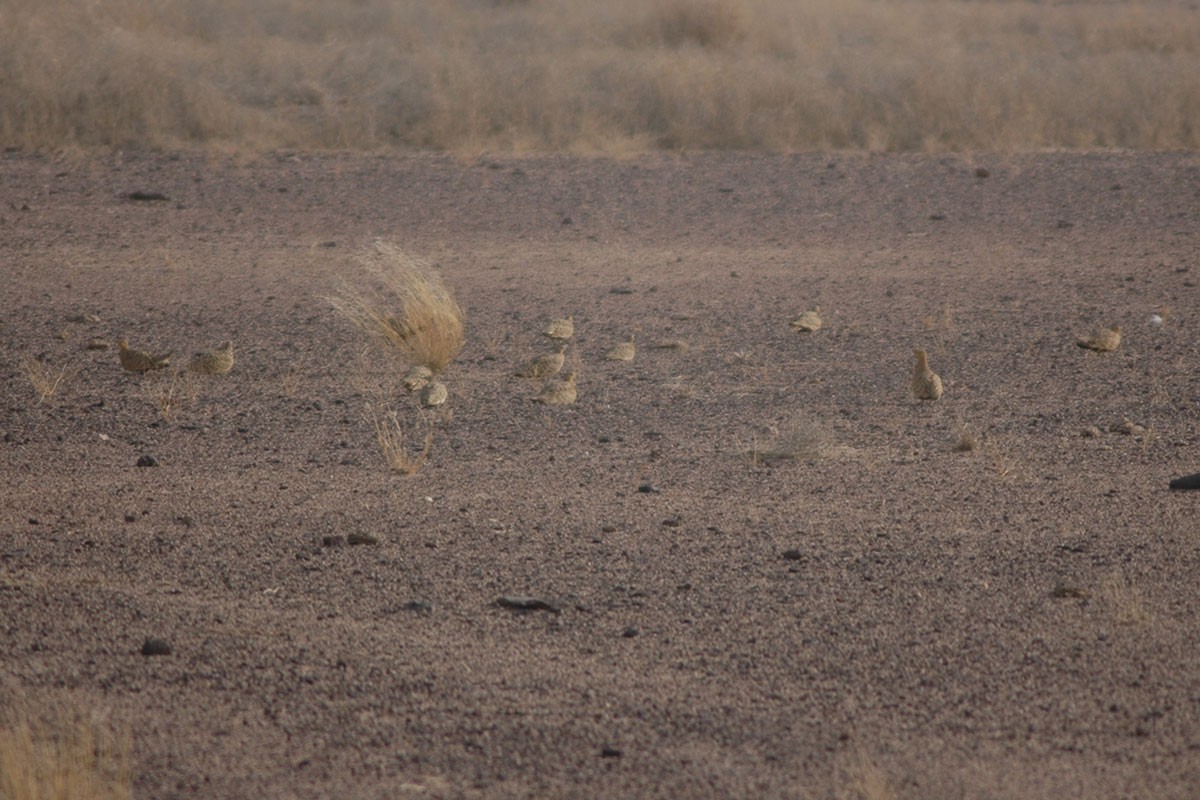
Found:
<box><xmin>790</xmin><ymin>308</ymin><xmax>822</xmax><ymax>333</ymax></box>
<box><xmin>515</xmin><ymin>343</ymin><xmax>567</xmax><ymax>378</ymax></box>
<box><xmin>1077</xmin><ymin>326</ymin><xmax>1121</xmax><ymax>352</ymax></box>
<box><xmin>543</xmin><ymin>316</ymin><xmax>574</xmax><ymax>340</ymax></box>
<box><xmin>403</xmin><ymin>364</ymin><xmax>433</xmax><ymax>392</ymax></box>
<box><xmin>118</xmin><ymin>339</ymin><xmax>171</xmax><ymax>373</ymax></box>
<box><xmin>605</xmin><ymin>336</ymin><xmax>636</xmax><ymax>361</ymax></box>
<box><xmin>187</xmin><ymin>341</ymin><xmax>234</xmax><ymax>375</ymax></box>
<box><xmin>420</xmin><ymin>381</ymin><xmax>448</xmax><ymax>407</ymax></box>
<box><xmin>534</xmin><ymin>372</ymin><xmax>577</xmax><ymax>405</ymax></box>
<box><xmin>911</xmin><ymin>349</ymin><xmax>943</xmax><ymax>400</ymax></box>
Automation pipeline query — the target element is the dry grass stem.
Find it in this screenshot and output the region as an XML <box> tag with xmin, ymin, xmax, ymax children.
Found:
<box><xmin>1100</xmin><ymin>572</ymin><xmax>1150</xmax><ymax>626</ymax></box>
<box><xmin>0</xmin><ymin>696</ymin><xmax>132</xmax><ymax>800</ymax></box>
<box><xmin>366</xmin><ymin>402</ymin><xmax>432</xmax><ymax>475</ymax></box>
<box><xmin>332</xmin><ymin>242</ymin><xmax>465</xmax><ymax>374</ymax></box>
<box><xmin>19</xmin><ymin>356</ymin><xmax>72</xmax><ymax>405</ymax></box>
<box><xmin>142</xmin><ymin>370</ymin><xmax>197</xmax><ymax>421</ymax></box>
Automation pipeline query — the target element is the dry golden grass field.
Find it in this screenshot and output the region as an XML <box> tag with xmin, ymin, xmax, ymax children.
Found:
<box><xmin>2</xmin><ymin>2</ymin><xmax>1200</xmax><ymax>799</ymax></box>
<box><xmin>2</xmin><ymin>0</ymin><xmax>1200</xmax><ymax>154</ymax></box>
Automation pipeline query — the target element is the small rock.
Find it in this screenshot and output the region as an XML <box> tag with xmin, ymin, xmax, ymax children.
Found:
<box><xmin>403</xmin><ymin>600</ymin><xmax>433</xmax><ymax>613</ymax></box>
<box><xmin>85</xmin><ymin>338</ymin><xmax>110</xmax><ymax>350</ymax></box>
<box><xmin>781</xmin><ymin>549</ymin><xmax>805</xmax><ymax>561</ymax></box>
<box><xmin>126</xmin><ymin>191</ymin><xmax>169</xmax><ymax>202</ymax></box>
<box><xmin>661</xmin><ymin>516</ymin><xmax>681</xmax><ymax>528</ymax></box>
<box><xmin>609</xmin><ymin>286</ymin><xmax>635</xmax><ymax>295</ymax></box>
<box><xmin>621</xmin><ymin>626</ymin><xmax>639</xmax><ymax>638</ymax></box>
<box><xmin>347</xmin><ymin>532</ymin><xmax>379</xmax><ymax>546</ymax></box>
<box><xmin>321</xmin><ymin>535</ymin><xmax>346</xmax><ymax>548</ymax></box>
<box><xmin>637</xmin><ymin>483</ymin><xmax>660</xmax><ymax>494</ymax></box>
<box><xmin>974</xmin><ymin>167</ymin><xmax>990</xmax><ymax>178</ymax></box>
<box><xmin>141</xmin><ymin>638</ymin><xmax>172</xmax><ymax>656</ymax></box>
<box><xmin>136</xmin><ymin>454</ymin><xmax>158</xmax><ymax>467</ymax></box>
<box><xmin>1082</xmin><ymin>426</ymin><xmax>1103</xmax><ymax>438</ymax></box>
<box><xmin>1169</xmin><ymin>472</ymin><xmax>1200</xmax><ymax>491</ymax></box>
<box><xmin>601</xmin><ymin>746</ymin><xmax>623</xmax><ymax>758</ymax></box>
<box><xmin>496</xmin><ymin>596</ymin><xmax>561</xmax><ymax>614</ymax></box>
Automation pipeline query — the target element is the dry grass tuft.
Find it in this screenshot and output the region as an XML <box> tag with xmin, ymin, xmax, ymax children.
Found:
<box><xmin>1099</xmin><ymin>571</ymin><xmax>1150</xmax><ymax>626</ymax></box>
<box><xmin>839</xmin><ymin>746</ymin><xmax>897</xmax><ymax>800</ymax></box>
<box><xmin>333</xmin><ymin>242</ymin><xmax>465</xmax><ymax>374</ymax></box>
<box><xmin>365</xmin><ymin>402</ymin><xmax>432</xmax><ymax>475</ymax></box>
<box><xmin>19</xmin><ymin>356</ymin><xmax>73</xmax><ymax>405</ymax></box>
<box><xmin>744</xmin><ymin>417</ymin><xmax>833</xmax><ymax>464</ymax></box>
<box><xmin>953</xmin><ymin>421</ymin><xmax>982</xmax><ymax>453</ymax></box>
<box><xmin>142</xmin><ymin>370</ymin><xmax>197</xmax><ymax>421</ymax></box>
<box><xmin>0</xmin><ymin>695</ymin><xmax>132</xmax><ymax>800</ymax></box>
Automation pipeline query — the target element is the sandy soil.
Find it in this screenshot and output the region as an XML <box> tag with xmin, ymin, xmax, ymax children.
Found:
<box><xmin>2</xmin><ymin>150</ymin><xmax>1199</xmax><ymax>799</ymax></box>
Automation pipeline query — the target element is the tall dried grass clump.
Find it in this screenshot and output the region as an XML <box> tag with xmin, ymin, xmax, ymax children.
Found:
<box><xmin>0</xmin><ymin>696</ymin><xmax>132</xmax><ymax>800</ymax></box>
<box><xmin>332</xmin><ymin>242</ymin><xmax>465</xmax><ymax>374</ymax></box>
<box><xmin>2</xmin><ymin>0</ymin><xmax>1199</xmax><ymax>153</ymax></box>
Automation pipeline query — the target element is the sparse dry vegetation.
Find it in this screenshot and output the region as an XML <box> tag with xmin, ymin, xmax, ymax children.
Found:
<box><xmin>953</xmin><ymin>421</ymin><xmax>982</xmax><ymax>453</ymax></box>
<box><xmin>3</xmin><ymin>0</ymin><xmax>1199</xmax><ymax>153</ymax></box>
<box><xmin>365</xmin><ymin>402</ymin><xmax>432</xmax><ymax>475</ymax></box>
<box><xmin>333</xmin><ymin>242</ymin><xmax>465</xmax><ymax>374</ymax></box>
<box><xmin>19</xmin><ymin>356</ymin><xmax>72</xmax><ymax>405</ymax></box>
<box><xmin>142</xmin><ymin>370</ymin><xmax>197</xmax><ymax>421</ymax></box>
<box><xmin>1100</xmin><ymin>571</ymin><xmax>1151</xmax><ymax>626</ymax></box>
<box><xmin>744</xmin><ymin>417</ymin><xmax>833</xmax><ymax>464</ymax></box>
<box><xmin>0</xmin><ymin>695</ymin><xmax>132</xmax><ymax>800</ymax></box>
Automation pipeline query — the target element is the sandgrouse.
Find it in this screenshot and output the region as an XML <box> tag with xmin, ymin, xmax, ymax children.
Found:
<box><xmin>187</xmin><ymin>341</ymin><xmax>234</xmax><ymax>375</ymax></box>
<box><xmin>534</xmin><ymin>372</ymin><xmax>577</xmax><ymax>405</ymax></box>
<box><xmin>1077</xmin><ymin>326</ymin><xmax>1121</xmax><ymax>352</ymax></box>
<box><xmin>790</xmin><ymin>308</ymin><xmax>822</xmax><ymax>333</ymax></box>
<box><xmin>515</xmin><ymin>344</ymin><xmax>567</xmax><ymax>378</ymax></box>
<box><xmin>543</xmin><ymin>316</ymin><xmax>574</xmax><ymax>340</ymax></box>
<box><xmin>911</xmin><ymin>349</ymin><xmax>944</xmax><ymax>400</ymax></box>
<box><xmin>420</xmin><ymin>380</ymin><xmax>448</xmax><ymax>408</ymax></box>
<box><xmin>605</xmin><ymin>336</ymin><xmax>636</xmax><ymax>362</ymax></box>
<box><xmin>118</xmin><ymin>339</ymin><xmax>171</xmax><ymax>373</ymax></box>
<box><xmin>402</xmin><ymin>365</ymin><xmax>434</xmax><ymax>392</ymax></box>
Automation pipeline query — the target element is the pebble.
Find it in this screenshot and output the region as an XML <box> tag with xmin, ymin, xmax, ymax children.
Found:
<box><xmin>141</xmin><ymin>638</ymin><xmax>172</xmax><ymax>656</ymax></box>
<box><xmin>1169</xmin><ymin>472</ymin><xmax>1200</xmax><ymax>491</ymax></box>
<box><xmin>136</xmin><ymin>454</ymin><xmax>158</xmax><ymax>467</ymax></box>
<box><xmin>496</xmin><ymin>596</ymin><xmax>561</xmax><ymax>614</ymax></box>
<box><xmin>601</xmin><ymin>746</ymin><xmax>623</xmax><ymax>758</ymax></box>
<box><xmin>637</xmin><ymin>483</ymin><xmax>661</xmax><ymax>494</ymax></box>
<box><xmin>347</xmin><ymin>532</ymin><xmax>379</xmax><ymax>546</ymax></box>
<box><xmin>621</xmin><ymin>626</ymin><xmax>639</xmax><ymax>638</ymax></box>
<box><xmin>321</xmin><ymin>535</ymin><xmax>346</xmax><ymax>548</ymax></box>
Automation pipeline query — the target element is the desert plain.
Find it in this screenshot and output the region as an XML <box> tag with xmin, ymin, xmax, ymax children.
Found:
<box><xmin>1</xmin><ymin>149</ymin><xmax>1199</xmax><ymax>798</ymax></box>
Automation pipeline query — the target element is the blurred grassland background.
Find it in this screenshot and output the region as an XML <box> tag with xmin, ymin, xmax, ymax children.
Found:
<box><xmin>1</xmin><ymin>0</ymin><xmax>1198</xmax><ymax>154</ymax></box>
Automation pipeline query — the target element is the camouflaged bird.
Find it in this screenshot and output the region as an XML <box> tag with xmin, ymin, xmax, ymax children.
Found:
<box><xmin>534</xmin><ymin>371</ymin><xmax>577</xmax><ymax>405</ymax></box>
<box><xmin>543</xmin><ymin>316</ymin><xmax>574</xmax><ymax>340</ymax></box>
<box><xmin>187</xmin><ymin>340</ymin><xmax>234</xmax><ymax>375</ymax></box>
<box><xmin>605</xmin><ymin>336</ymin><xmax>636</xmax><ymax>362</ymax></box>
<box><xmin>118</xmin><ymin>339</ymin><xmax>172</xmax><ymax>373</ymax></box>
<box><xmin>790</xmin><ymin>308</ymin><xmax>822</xmax><ymax>333</ymax></box>
<box><xmin>1077</xmin><ymin>326</ymin><xmax>1121</xmax><ymax>353</ymax></box>
<box><xmin>402</xmin><ymin>364</ymin><xmax>433</xmax><ymax>393</ymax></box>
<box><xmin>420</xmin><ymin>380</ymin><xmax>448</xmax><ymax>407</ymax></box>
<box><xmin>911</xmin><ymin>349</ymin><xmax>943</xmax><ymax>400</ymax></box>
<box><xmin>515</xmin><ymin>343</ymin><xmax>567</xmax><ymax>378</ymax></box>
